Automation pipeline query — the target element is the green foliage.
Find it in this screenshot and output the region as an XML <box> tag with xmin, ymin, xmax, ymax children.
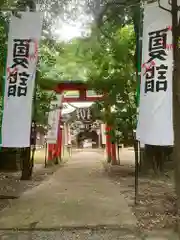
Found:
<box><xmin>33</xmin><ymin>85</ymin><xmax>56</xmax><ymax>126</ymax></box>
<box><xmin>0</xmin><ymin>0</ymin><xmax>139</xmax><ymax>143</ymax></box>
<box><xmin>38</xmin><ymin>38</ymin><xmax>90</xmax><ymax>84</ymax></box>
<box><xmin>80</xmin><ymin>24</ymin><xmax>137</xmax><ymax>143</ymax></box>
<box><xmin>0</xmin><ymin>13</ymin><xmax>8</xmax><ymax>80</ymax></box>
<box><xmin>54</xmin><ymin>40</ymin><xmax>88</xmax><ymax>81</ymax></box>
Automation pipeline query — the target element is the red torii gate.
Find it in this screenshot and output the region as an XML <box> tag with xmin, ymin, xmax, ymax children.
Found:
<box><xmin>47</xmin><ymin>81</ymin><xmax>116</xmax><ymax>164</ymax></box>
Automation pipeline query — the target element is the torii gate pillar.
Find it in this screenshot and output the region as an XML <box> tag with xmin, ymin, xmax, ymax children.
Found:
<box><xmin>106</xmin><ymin>125</ymin><xmax>111</xmax><ymax>162</ymax></box>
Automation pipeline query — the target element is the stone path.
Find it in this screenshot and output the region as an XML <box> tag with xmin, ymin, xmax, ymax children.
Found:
<box><xmin>0</xmin><ymin>149</ymin><xmax>177</xmax><ymax>239</ymax></box>
<box><xmin>0</xmin><ymin>229</ymin><xmax>140</xmax><ymax>239</ymax></box>
<box><xmin>0</xmin><ymin>150</ymin><xmax>136</xmax><ymax>228</ymax></box>
<box><xmin>0</xmin><ymin>150</ymin><xmax>141</xmax><ymax>239</ymax></box>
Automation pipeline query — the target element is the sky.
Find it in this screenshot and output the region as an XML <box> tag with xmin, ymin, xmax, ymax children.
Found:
<box><xmin>54</xmin><ymin>22</ymin><xmax>84</xmax><ymax>41</ymax></box>
<box><xmin>52</xmin><ymin>0</ymin><xmax>93</xmax><ymax>41</ymax></box>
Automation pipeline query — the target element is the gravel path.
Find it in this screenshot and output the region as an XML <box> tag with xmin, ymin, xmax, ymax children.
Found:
<box><xmin>0</xmin><ymin>229</ymin><xmax>140</xmax><ymax>240</ymax></box>
<box><xmin>0</xmin><ymin>149</ymin><xmax>178</xmax><ymax>239</ymax></box>
<box><xmin>0</xmin><ymin>150</ymin><xmax>137</xmax><ymax>230</ymax></box>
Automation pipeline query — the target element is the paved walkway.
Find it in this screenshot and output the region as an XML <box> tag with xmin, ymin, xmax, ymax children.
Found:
<box><xmin>0</xmin><ymin>150</ymin><xmax>137</xmax><ymax>231</ymax></box>
<box><xmin>0</xmin><ymin>149</ymin><xmax>178</xmax><ymax>239</ymax></box>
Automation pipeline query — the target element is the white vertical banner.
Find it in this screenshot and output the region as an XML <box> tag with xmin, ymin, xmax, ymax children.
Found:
<box><xmin>64</xmin><ymin>123</ymin><xmax>68</xmax><ymax>145</ymax></box>
<box><xmin>136</xmin><ymin>1</ymin><xmax>174</xmax><ymax>146</ymax></box>
<box><xmin>67</xmin><ymin>124</ymin><xmax>71</xmax><ymax>144</ymax></box>
<box><xmin>46</xmin><ymin>95</ymin><xmax>63</xmax><ymax>144</ymax></box>
<box><xmin>101</xmin><ymin>124</ymin><xmax>106</xmax><ymax>144</ymax></box>
<box><xmin>1</xmin><ymin>12</ymin><xmax>43</xmax><ymax>147</ymax></box>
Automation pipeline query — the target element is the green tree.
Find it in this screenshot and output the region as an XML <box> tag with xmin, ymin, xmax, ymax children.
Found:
<box><xmin>0</xmin><ymin>0</ymin><xmax>141</xmax><ymax>171</ymax></box>
<box><xmin>82</xmin><ymin>24</ymin><xmax>137</xmax><ymax>157</ymax></box>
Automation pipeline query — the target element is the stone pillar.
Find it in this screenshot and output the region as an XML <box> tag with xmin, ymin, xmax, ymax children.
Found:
<box><xmin>101</xmin><ymin>124</ymin><xmax>106</xmax><ymax>149</ymax></box>
<box><xmin>67</xmin><ymin>123</ymin><xmax>71</xmax><ymax>145</ymax></box>
<box><xmin>64</xmin><ymin>123</ymin><xmax>68</xmax><ymax>145</ymax></box>
<box><xmin>67</xmin><ymin>123</ymin><xmax>72</xmax><ymax>156</ymax></box>
<box><xmin>61</xmin><ymin>124</ymin><xmax>65</xmax><ymax>158</ymax></box>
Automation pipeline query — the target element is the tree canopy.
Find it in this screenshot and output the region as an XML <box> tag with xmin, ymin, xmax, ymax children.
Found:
<box><xmin>0</xmin><ymin>0</ymin><xmax>140</xmax><ymax>141</ymax></box>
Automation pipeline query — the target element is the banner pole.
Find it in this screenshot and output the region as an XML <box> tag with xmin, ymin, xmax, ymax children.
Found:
<box><xmin>21</xmin><ymin>0</ymin><xmax>37</xmax><ymax>180</ymax></box>
<box><xmin>134</xmin><ymin>1</ymin><xmax>143</xmax><ymax>205</ymax></box>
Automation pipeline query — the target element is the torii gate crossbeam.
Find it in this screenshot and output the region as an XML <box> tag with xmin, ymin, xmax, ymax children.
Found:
<box><xmin>46</xmin><ymin>81</ymin><xmax>115</xmax><ymax>164</ymax></box>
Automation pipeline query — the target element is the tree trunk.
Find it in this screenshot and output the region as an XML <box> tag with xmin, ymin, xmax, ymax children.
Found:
<box><xmin>21</xmin><ymin>147</ymin><xmax>32</xmax><ymax>180</ymax></box>
<box><xmin>140</xmin><ymin>145</ymin><xmax>167</xmax><ymax>174</ymax></box>
<box><xmin>140</xmin><ymin>145</ymin><xmax>153</xmax><ymax>174</ymax></box>
<box><xmin>0</xmin><ymin>148</ymin><xmax>19</xmax><ymax>171</ymax></box>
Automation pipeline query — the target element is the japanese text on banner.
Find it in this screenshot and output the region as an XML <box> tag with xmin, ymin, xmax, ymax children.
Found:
<box><xmin>7</xmin><ymin>39</ymin><xmax>38</xmax><ymax>98</ymax></box>
<box><xmin>143</xmin><ymin>28</ymin><xmax>169</xmax><ymax>94</ymax></box>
